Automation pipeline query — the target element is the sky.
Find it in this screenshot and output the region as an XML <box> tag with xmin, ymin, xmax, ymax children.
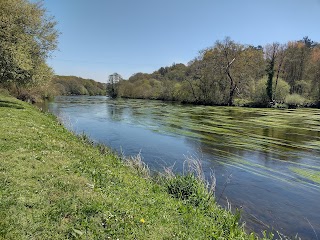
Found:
<box><xmin>38</xmin><ymin>0</ymin><xmax>320</xmax><ymax>83</ymax></box>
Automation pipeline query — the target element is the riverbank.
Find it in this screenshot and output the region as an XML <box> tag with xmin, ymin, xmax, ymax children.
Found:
<box><xmin>0</xmin><ymin>94</ymin><xmax>273</xmax><ymax>239</ymax></box>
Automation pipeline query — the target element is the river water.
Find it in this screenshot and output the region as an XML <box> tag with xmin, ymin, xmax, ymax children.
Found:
<box><xmin>45</xmin><ymin>95</ymin><xmax>320</xmax><ymax>239</ymax></box>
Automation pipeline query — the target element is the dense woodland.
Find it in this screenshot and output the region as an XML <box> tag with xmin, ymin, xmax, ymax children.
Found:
<box><xmin>50</xmin><ymin>76</ymin><xmax>106</xmax><ymax>96</ymax></box>
<box><xmin>111</xmin><ymin>37</ymin><xmax>320</xmax><ymax>108</ymax></box>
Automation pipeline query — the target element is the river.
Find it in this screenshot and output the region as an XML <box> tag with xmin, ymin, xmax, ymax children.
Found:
<box><xmin>44</xmin><ymin>95</ymin><xmax>320</xmax><ymax>239</ymax></box>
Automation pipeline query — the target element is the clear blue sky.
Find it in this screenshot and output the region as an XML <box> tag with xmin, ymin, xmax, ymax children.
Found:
<box><xmin>39</xmin><ymin>0</ymin><xmax>320</xmax><ymax>82</ymax></box>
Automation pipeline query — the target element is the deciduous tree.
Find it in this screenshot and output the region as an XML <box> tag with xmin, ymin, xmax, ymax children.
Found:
<box><xmin>0</xmin><ymin>0</ymin><xmax>59</xmax><ymax>91</ymax></box>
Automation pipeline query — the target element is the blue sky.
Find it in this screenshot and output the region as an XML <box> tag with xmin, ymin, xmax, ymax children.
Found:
<box><xmin>40</xmin><ymin>0</ymin><xmax>320</xmax><ymax>82</ymax></box>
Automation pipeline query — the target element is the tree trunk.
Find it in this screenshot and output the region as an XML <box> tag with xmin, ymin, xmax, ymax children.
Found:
<box><xmin>227</xmin><ymin>72</ymin><xmax>235</xmax><ymax>106</ymax></box>
<box><xmin>273</xmin><ymin>58</ymin><xmax>284</xmax><ymax>101</ymax></box>
<box><xmin>225</xmin><ymin>58</ymin><xmax>236</xmax><ymax>106</ymax></box>
<box><xmin>266</xmin><ymin>55</ymin><xmax>275</xmax><ymax>102</ymax></box>
<box><xmin>186</xmin><ymin>78</ymin><xmax>198</xmax><ymax>102</ymax></box>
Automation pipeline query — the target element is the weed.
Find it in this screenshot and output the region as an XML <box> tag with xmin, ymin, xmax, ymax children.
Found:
<box><xmin>124</xmin><ymin>151</ymin><xmax>150</xmax><ymax>178</ymax></box>
<box><xmin>160</xmin><ymin>156</ymin><xmax>216</xmax><ymax>209</ymax></box>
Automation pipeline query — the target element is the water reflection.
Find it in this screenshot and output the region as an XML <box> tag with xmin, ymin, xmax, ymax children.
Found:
<box><xmin>48</xmin><ymin>96</ymin><xmax>320</xmax><ymax>239</ymax></box>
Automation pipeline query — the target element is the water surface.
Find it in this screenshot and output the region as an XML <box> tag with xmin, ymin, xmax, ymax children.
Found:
<box><xmin>47</xmin><ymin>96</ymin><xmax>320</xmax><ymax>239</ymax></box>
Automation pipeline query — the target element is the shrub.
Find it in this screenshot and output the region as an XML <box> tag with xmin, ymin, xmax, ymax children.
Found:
<box><xmin>124</xmin><ymin>152</ymin><xmax>150</xmax><ymax>178</ymax></box>
<box><xmin>0</xmin><ymin>88</ymin><xmax>10</xmax><ymax>96</ymax></box>
<box><xmin>16</xmin><ymin>90</ymin><xmax>37</xmax><ymax>103</ymax></box>
<box><xmin>253</xmin><ymin>77</ymin><xmax>290</xmax><ymax>106</ymax></box>
<box><xmin>293</xmin><ymin>80</ymin><xmax>311</xmax><ymax>97</ymax></box>
<box><xmin>165</xmin><ymin>173</ymin><xmax>212</xmax><ymax>207</ymax></box>
<box><xmin>285</xmin><ymin>94</ymin><xmax>305</xmax><ymax>108</ymax></box>
<box><xmin>233</xmin><ymin>98</ymin><xmax>252</xmax><ymax>107</ymax></box>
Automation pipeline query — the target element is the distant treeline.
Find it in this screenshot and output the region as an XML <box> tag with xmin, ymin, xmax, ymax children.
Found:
<box><xmin>50</xmin><ymin>76</ymin><xmax>106</xmax><ymax>96</ymax></box>
<box><xmin>110</xmin><ymin>37</ymin><xmax>320</xmax><ymax>108</ymax></box>
<box><xmin>0</xmin><ymin>75</ymin><xmax>106</xmax><ymax>103</ymax></box>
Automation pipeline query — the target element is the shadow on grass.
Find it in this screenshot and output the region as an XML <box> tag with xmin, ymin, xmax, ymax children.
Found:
<box><xmin>0</xmin><ymin>100</ymin><xmax>24</xmax><ymax>109</ymax></box>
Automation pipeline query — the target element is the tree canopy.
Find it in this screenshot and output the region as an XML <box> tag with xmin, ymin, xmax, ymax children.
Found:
<box><xmin>50</xmin><ymin>76</ymin><xmax>106</xmax><ymax>96</ymax></box>
<box><xmin>116</xmin><ymin>37</ymin><xmax>320</xmax><ymax>107</ymax></box>
<box><xmin>0</xmin><ymin>0</ymin><xmax>59</xmax><ymax>89</ymax></box>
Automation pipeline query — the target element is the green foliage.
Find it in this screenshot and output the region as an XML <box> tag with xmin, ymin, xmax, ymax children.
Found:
<box><xmin>307</xmin><ymin>46</ymin><xmax>320</xmax><ymax>100</ymax></box>
<box><xmin>293</xmin><ymin>80</ymin><xmax>311</xmax><ymax>97</ymax></box>
<box><xmin>0</xmin><ymin>0</ymin><xmax>58</xmax><ymax>88</ymax></box>
<box><xmin>254</xmin><ymin>77</ymin><xmax>290</xmax><ymax>106</ymax></box>
<box><xmin>266</xmin><ymin>58</ymin><xmax>275</xmax><ymax>102</ymax></box>
<box><xmin>118</xmin><ymin>64</ymin><xmax>188</xmax><ymax>101</ymax></box>
<box><xmin>116</xmin><ymin>37</ymin><xmax>320</xmax><ymax>107</ymax></box>
<box><xmin>119</xmin><ymin>78</ymin><xmax>163</xmax><ymax>100</ymax></box>
<box><xmin>50</xmin><ymin>76</ymin><xmax>106</xmax><ymax>96</ymax></box>
<box><xmin>165</xmin><ymin>173</ymin><xmax>212</xmax><ymax>207</ymax></box>
<box><xmin>233</xmin><ymin>98</ymin><xmax>253</xmax><ymax>107</ymax></box>
<box><xmin>124</xmin><ymin>153</ymin><xmax>150</xmax><ymax>178</ymax></box>
<box><xmin>0</xmin><ymin>88</ymin><xmax>10</xmax><ymax>97</ymax></box>
<box><xmin>282</xmin><ymin>42</ymin><xmax>310</xmax><ymax>90</ymax></box>
<box><xmin>285</xmin><ymin>94</ymin><xmax>305</xmax><ymax>108</ymax></box>
<box><xmin>118</xmin><ymin>38</ymin><xmax>269</xmax><ymax>106</ymax></box>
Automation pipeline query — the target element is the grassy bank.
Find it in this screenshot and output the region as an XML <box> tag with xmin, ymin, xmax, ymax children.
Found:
<box><xmin>0</xmin><ymin>95</ymin><xmax>272</xmax><ymax>239</ymax></box>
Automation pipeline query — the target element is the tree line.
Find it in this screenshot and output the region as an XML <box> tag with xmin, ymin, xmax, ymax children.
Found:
<box><xmin>50</xmin><ymin>76</ymin><xmax>106</xmax><ymax>96</ymax></box>
<box><xmin>111</xmin><ymin>37</ymin><xmax>320</xmax><ymax>108</ymax></box>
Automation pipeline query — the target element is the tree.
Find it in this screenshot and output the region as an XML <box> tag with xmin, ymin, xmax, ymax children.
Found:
<box><xmin>212</xmin><ymin>38</ymin><xmax>264</xmax><ymax>106</ymax></box>
<box><xmin>306</xmin><ymin>46</ymin><xmax>320</xmax><ymax>100</ymax></box>
<box><xmin>282</xmin><ymin>38</ymin><xmax>315</xmax><ymax>93</ymax></box>
<box><xmin>254</xmin><ymin>77</ymin><xmax>289</xmax><ymax>105</ymax></box>
<box><xmin>107</xmin><ymin>73</ymin><xmax>122</xmax><ymax>98</ymax></box>
<box><xmin>0</xmin><ymin>0</ymin><xmax>59</xmax><ymax>91</ymax></box>
<box><xmin>265</xmin><ymin>43</ymin><xmax>278</xmax><ymax>102</ymax></box>
<box><xmin>182</xmin><ymin>38</ymin><xmax>265</xmax><ymax>105</ymax></box>
<box><xmin>273</xmin><ymin>44</ymin><xmax>286</xmax><ymax>101</ymax></box>
<box><xmin>264</xmin><ymin>43</ymin><xmax>287</xmax><ymax>103</ymax></box>
<box><xmin>301</xmin><ymin>36</ymin><xmax>317</xmax><ymax>48</ymax></box>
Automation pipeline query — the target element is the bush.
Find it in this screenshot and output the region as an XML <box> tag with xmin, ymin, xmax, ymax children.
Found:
<box><xmin>293</xmin><ymin>80</ymin><xmax>311</xmax><ymax>97</ymax></box>
<box><xmin>0</xmin><ymin>88</ymin><xmax>10</xmax><ymax>96</ymax></box>
<box><xmin>285</xmin><ymin>94</ymin><xmax>305</xmax><ymax>108</ymax></box>
<box><xmin>165</xmin><ymin>173</ymin><xmax>212</xmax><ymax>207</ymax></box>
<box><xmin>253</xmin><ymin>77</ymin><xmax>290</xmax><ymax>106</ymax></box>
<box><xmin>16</xmin><ymin>90</ymin><xmax>37</xmax><ymax>103</ymax></box>
<box><xmin>233</xmin><ymin>98</ymin><xmax>252</xmax><ymax>107</ymax></box>
<box><xmin>50</xmin><ymin>76</ymin><xmax>106</xmax><ymax>96</ymax></box>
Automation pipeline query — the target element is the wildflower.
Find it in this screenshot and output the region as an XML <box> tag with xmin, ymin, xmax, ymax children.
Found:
<box><xmin>140</xmin><ymin>218</ymin><xmax>145</xmax><ymax>223</ymax></box>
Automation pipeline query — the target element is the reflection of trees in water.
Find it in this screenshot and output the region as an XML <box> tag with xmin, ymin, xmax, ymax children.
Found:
<box><xmin>106</xmin><ymin>99</ymin><xmax>165</xmax><ymax>128</ymax></box>
<box><xmin>106</xmin><ymin>103</ymin><xmax>125</xmax><ymax>121</ymax></box>
<box><xmin>105</xmin><ymin>98</ymin><xmax>139</xmax><ymax>123</ymax></box>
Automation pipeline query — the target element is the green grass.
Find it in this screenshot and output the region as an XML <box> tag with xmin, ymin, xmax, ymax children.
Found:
<box><xmin>0</xmin><ymin>95</ymin><xmax>273</xmax><ymax>239</ymax></box>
